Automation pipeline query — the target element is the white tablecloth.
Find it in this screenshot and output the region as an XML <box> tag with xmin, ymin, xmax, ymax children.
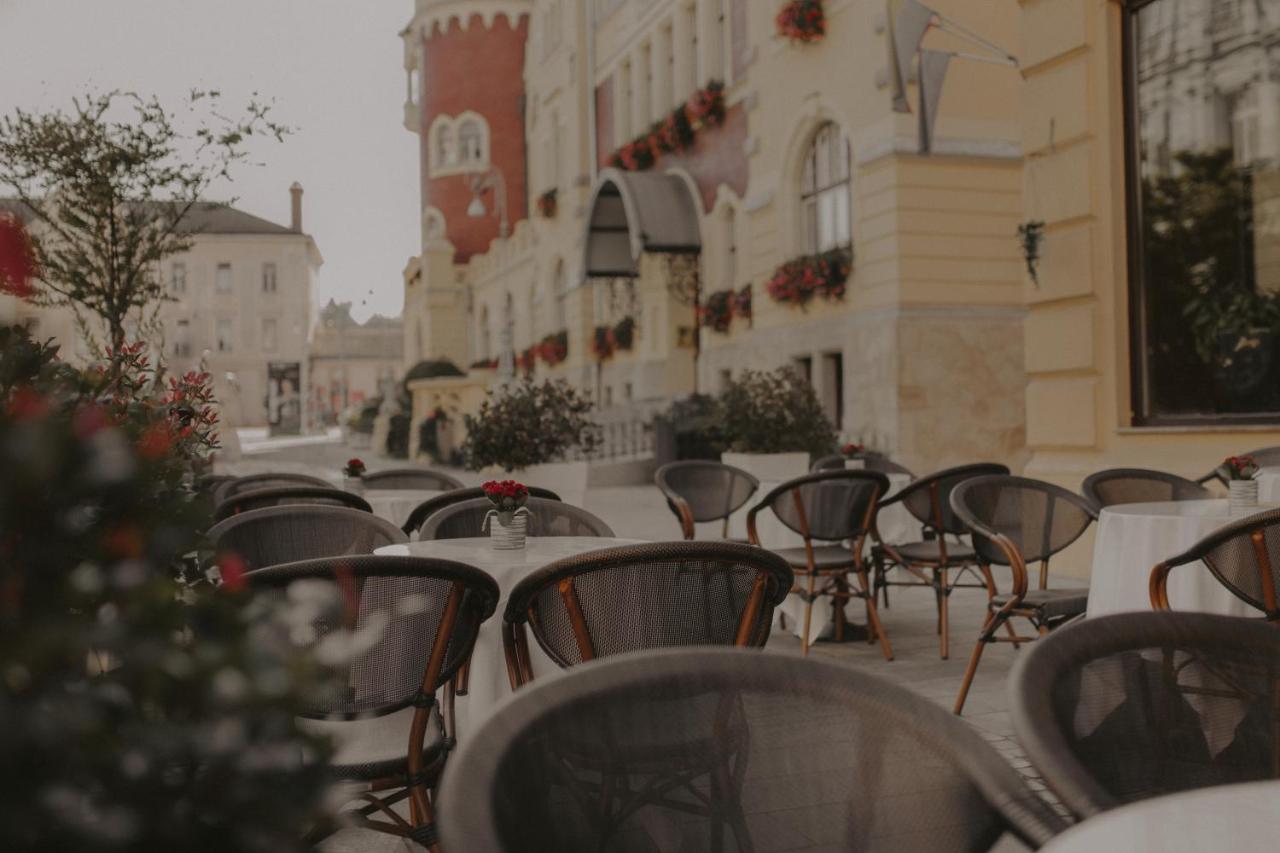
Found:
<box><xmin>1041</xmin><ymin>780</ymin><xmax>1280</xmax><ymax>852</ymax></box>
<box><xmin>1086</xmin><ymin>499</ymin><xmax>1270</xmax><ymax>618</ymax></box>
<box><xmin>375</xmin><ymin>536</ymin><xmax>642</xmax><ymax>739</ymax></box>
<box><xmin>724</xmin><ymin>472</ymin><xmax>916</xmax><ymax>644</ymax></box>
<box><xmin>362</xmin><ymin>489</ymin><xmax>443</xmax><ymax>529</ymax></box>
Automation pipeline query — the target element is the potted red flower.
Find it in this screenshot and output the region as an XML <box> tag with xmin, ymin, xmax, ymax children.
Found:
<box><xmin>700</xmin><ymin>290</ymin><xmax>734</xmax><ymax>333</ymax></box>
<box><xmin>776</xmin><ymin>0</ymin><xmax>826</xmax><ymax>44</ymax></box>
<box><xmin>1224</xmin><ymin>454</ymin><xmax>1260</xmax><ymax>514</ymax></box>
<box><xmin>481</xmin><ymin>479</ymin><xmax>531</xmax><ymax>549</ymax></box>
<box><xmin>536</xmin><ymin>188</ymin><xmax>558</xmax><ymax>218</ymax></box>
<box><xmin>343</xmin><ymin>457</ymin><xmax>366</xmax><ymax>493</ymax></box>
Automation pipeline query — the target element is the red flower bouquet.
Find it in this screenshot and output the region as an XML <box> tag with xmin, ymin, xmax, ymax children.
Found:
<box><xmin>343</xmin><ymin>458</ymin><xmax>366</xmax><ymax>477</ymax></box>
<box><xmin>482</xmin><ymin>479</ymin><xmax>529</xmax><ymax>525</ymax></box>
<box><xmin>1223</xmin><ymin>455</ymin><xmax>1259</xmax><ymax>480</ymax></box>
<box><xmin>536</xmin><ymin>188</ymin><xmax>558</xmax><ymax>218</ymax></box>
<box><xmin>776</xmin><ymin>0</ymin><xmax>826</xmax><ymax>44</ymax></box>
<box><xmin>841</xmin><ymin>442</ymin><xmax>865</xmax><ymax>458</ymax></box>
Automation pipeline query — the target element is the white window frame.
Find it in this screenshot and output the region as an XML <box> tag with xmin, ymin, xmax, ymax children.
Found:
<box><xmin>428</xmin><ymin>112</ymin><xmax>491</xmax><ymax>177</ymax></box>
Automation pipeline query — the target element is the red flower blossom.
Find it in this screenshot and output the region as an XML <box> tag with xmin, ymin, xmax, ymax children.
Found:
<box><xmin>136</xmin><ymin>422</ymin><xmax>173</xmax><ymax>460</ymax></box>
<box><xmin>343</xmin><ymin>458</ymin><xmax>366</xmax><ymax>477</ymax></box>
<box><xmin>0</xmin><ymin>214</ymin><xmax>37</xmax><ymax>299</ymax></box>
<box><xmin>6</xmin><ymin>385</ymin><xmax>49</xmax><ymax>420</ymax></box>
<box><xmin>102</xmin><ymin>525</ymin><xmax>145</xmax><ymax>560</ymax></box>
<box><xmin>218</xmin><ymin>552</ymin><xmax>248</xmax><ymax>592</ymax></box>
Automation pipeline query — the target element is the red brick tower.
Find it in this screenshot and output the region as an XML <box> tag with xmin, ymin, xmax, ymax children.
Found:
<box><xmin>409</xmin><ymin>2</ymin><xmax>529</xmax><ymax>262</ymax></box>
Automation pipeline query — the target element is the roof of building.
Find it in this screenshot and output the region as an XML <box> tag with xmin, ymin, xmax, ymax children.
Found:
<box><xmin>0</xmin><ymin>198</ymin><xmax>298</xmax><ymax>236</ymax></box>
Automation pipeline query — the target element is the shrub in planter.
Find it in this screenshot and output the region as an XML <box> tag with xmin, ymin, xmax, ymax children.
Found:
<box><xmin>661</xmin><ymin>393</ymin><xmax>726</xmax><ymax>461</ymax></box>
<box><xmin>0</xmin><ymin>326</ymin><xmax>336</xmax><ymax>852</ymax></box>
<box><xmin>718</xmin><ymin>366</ymin><xmax>837</xmax><ymax>456</ymax></box>
<box><xmin>462</xmin><ymin>379</ymin><xmax>601</xmax><ymax>471</ymax></box>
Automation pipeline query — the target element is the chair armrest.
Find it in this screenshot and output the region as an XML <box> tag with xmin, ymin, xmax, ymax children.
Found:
<box><xmin>745</xmin><ymin>502</ymin><xmax>763</xmax><ymax>546</ymax></box>
<box><xmin>667</xmin><ymin>495</ymin><xmax>696</xmax><ymax>540</ymax></box>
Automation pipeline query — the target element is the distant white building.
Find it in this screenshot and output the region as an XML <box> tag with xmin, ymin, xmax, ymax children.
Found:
<box><xmin>6</xmin><ymin>184</ymin><xmax>322</xmax><ymax>431</ymax></box>
<box><xmin>309</xmin><ymin>299</ymin><xmax>404</xmax><ymax>425</ymax></box>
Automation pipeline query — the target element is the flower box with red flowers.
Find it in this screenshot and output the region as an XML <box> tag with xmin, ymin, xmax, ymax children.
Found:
<box><xmin>591</xmin><ymin>325</ymin><xmax>616</xmax><ymax>361</ymax></box>
<box><xmin>732</xmin><ymin>285</ymin><xmax>753</xmax><ymax>324</ymax></box>
<box><xmin>536</xmin><ymin>188</ymin><xmax>558</xmax><ymax>218</ymax></box>
<box><xmin>608</xmin><ymin>81</ymin><xmax>725</xmax><ymax>172</ymax></box>
<box><xmin>766</xmin><ymin>247</ymin><xmax>852</xmax><ymax>308</ymax></box>
<box><xmin>538</xmin><ymin>330</ymin><xmax>569</xmax><ymax>366</ymax></box>
<box><xmin>776</xmin><ymin>0</ymin><xmax>826</xmax><ymax>44</ymax></box>
<box><xmin>700</xmin><ymin>289</ymin><xmax>735</xmax><ymax>333</ymax></box>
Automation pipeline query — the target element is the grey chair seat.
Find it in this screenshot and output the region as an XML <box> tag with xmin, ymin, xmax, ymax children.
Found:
<box><xmin>771</xmin><ymin>545</ymin><xmax>855</xmax><ymax>571</ymax></box>
<box><xmin>300</xmin><ymin>703</ymin><xmax>445</xmax><ymax>781</ymax></box>
<box><xmin>992</xmin><ymin>588</ymin><xmax>1089</xmax><ymax>621</ymax></box>
<box><xmin>890</xmin><ymin>540</ymin><xmax>977</xmax><ymax>564</ymax></box>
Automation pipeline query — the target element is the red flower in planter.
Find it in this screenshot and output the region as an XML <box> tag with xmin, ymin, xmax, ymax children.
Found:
<box><xmin>776</xmin><ymin>0</ymin><xmax>826</xmax><ymax>44</ymax></box>
<box><xmin>343</xmin><ymin>458</ymin><xmax>366</xmax><ymax>477</ymax></box>
<box><xmin>1223</xmin><ymin>455</ymin><xmax>1259</xmax><ymax>480</ymax></box>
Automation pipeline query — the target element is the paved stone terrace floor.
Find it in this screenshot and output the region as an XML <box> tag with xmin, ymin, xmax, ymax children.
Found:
<box><xmin>228</xmin><ymin>442</ymin><xmax>1072</xmax><ymax>851</ymax></box>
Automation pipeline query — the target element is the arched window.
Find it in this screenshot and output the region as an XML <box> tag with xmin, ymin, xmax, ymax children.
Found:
<box><xmin>458</xmin><ymin>118</ymin><xmax>485</xmax><ymax>164</ymax></box>
<box><xmin>800</xmin><ymin>123</ymin><xmax>852</xmax><ymax>254</ymax></box>
<box><xmin>430</xmin><ymin>118</ymin><xmax>456</xmax><ymax>173</ymax></box>
<box><xmin>428</xmin><ymin>113</ymin><xmax>489</xmax><ymax>175</ymax></box>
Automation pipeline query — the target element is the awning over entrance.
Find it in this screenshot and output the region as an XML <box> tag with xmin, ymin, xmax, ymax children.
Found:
<box><xmin>583</xmin><ymin>168</ymin><xmax>702</xmax><ymax>277</ymax></box>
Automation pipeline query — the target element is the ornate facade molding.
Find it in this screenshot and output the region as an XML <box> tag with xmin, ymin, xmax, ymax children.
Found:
<box><xmin>406</xmin><ymin>1</ymin><xmax>530</xmax><ymax>41</ymax></box>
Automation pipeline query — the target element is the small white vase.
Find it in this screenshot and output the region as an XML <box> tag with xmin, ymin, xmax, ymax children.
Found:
<box><xmin>1229</xmin><ymin>479</ymin><xmax>1259</xmax><ymax>515</ymax></box>
<box><xmin>484</xmin><ymin>507</ymin><xmax>529</xmax><ymax>550</ymax></box>
<box><xmin>343</xmin><ymin>475</ymin><xmax>365</xmax><ymax>496</ymax></box>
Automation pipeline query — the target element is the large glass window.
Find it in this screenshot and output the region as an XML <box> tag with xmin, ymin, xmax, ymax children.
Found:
<box><xmin>1127</xmin><ymin>0</ymin><xmax>1280</xmax><ymax>422</ymax></box>
<box><xmin>801</xmin><ymin>123</ymin><xmax>852</xmax><ymax>254</ymax></box>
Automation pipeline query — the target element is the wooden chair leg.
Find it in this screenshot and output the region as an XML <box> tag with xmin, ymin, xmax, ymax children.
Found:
<box><xmin>939</xmin><ymin>567</ymin><xmax>950</xmax><ymax>660</ymax></box>
<box><xmin>859</xmin><ymin>570</ymin><xmax>894</xmax><ymax>661</ymax></box>
<box><xmin>800</xmin><ymin>572</ymin><xmax>816</xmax><ymax>656</ymax></box>
<box><xmin>954</xmin><ymin>612</ymin><xmax>997</xmax><ymax>715</ymax></box>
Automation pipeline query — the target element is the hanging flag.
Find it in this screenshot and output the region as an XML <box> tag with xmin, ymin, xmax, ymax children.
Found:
<box><xmin>917</xmin><ymin>49</ymin><xmax>952</xmax><ymax>154</ymax></box>
<box><xmin>885</xmin><ymin>0</ymin><xmax>936</xmax><ymax>114</ymax></box>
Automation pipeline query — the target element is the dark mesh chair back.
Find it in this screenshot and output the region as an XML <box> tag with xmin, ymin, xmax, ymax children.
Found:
<box><xmin>1082</xmin><ymin>467</ymin><xmax>1212</xmax><ymax>510</ymax></box>
<box><xmin>654</xmin><ymin>460</ymin><xmax>758</xmax><ymax>538</ymax></box>
<box><xmin>950</xmin><ymin>475</ymin><xmax>1097</xmax><ymax>568</ymax></box>
<box><xmin>360</xmin><ymin>467</ymin><xmax>464</xmax><ymax>491</ymax></box>
<box><xmin>892</xmin><ymin>463</ymin><xmax>1010</xmax><ymax>535</ymax></box>
<box><xmin>221</xmin><ymin>472</ymin><xmax>333</xmax><ymax>499</ymax></box>
<box><xmin>1011</xmin><ymin>611</ymin><xmax>1280</xmax><ymax>818</ymax></box>
<box><xmin>812</xmin><ymin>450</ymin><xmax>915</xmax><ymax>478</ymax></box>
<box><xmin>502</xmin><ymin>543</ymin><xmax>793</xmax><ymax>682</ymax></box>
<box><xmin>404</xmin><ymin>486</ymin><xmax>561</xmax><ymax>537</ymax></box>
<box><xmin>1151</xmin><ymin>507</ymin><xmax>1280</xmax><ymax>619</ymax></box>
<box><xmin>246</xmin><ymin>555</ymin><xmax>498</xmax><ymax>718</ymax></box>
<box><xmin>440</xmin><ymin>648</ymin><xmax>1066</xmax><ymax>852</ymax></box>
<box><xmin>419</xmin><ymin>496</ymin><xmax>613</xmax><ymax>540</ymax></box>
<box><xmin>208</xmin><ymin>505</ymin><xmax>407</xmax><ymax>571</ymax></box>
<box><xmin>213</xmin><ymin>485</ymin><xmax>371</xmax><ymax>521</ymax></box>
<box><xmin>751</xmin><ymin>469</ymin><xmax>889</xmax><ymax>543</ymax></box>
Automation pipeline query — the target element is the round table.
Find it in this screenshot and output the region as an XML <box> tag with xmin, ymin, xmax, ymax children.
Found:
<box><xmin>1086</xmin><ymin>499</ymin><xmax>1271</xmax><ymax>618</ymax></box>
<box><xmin>1041</xmin><ymin>779</ymin><xmax>1280</xmax><ymax>851</ymax></box>
<box><xmin>375</xmin><ymin>536</ymin><xmax>643</xmax><ymax>738</ymax></box>
<box><xmin>361</xmin><ymin>489</ymin><xmax>443</xmax><ymax>529</ymax></box>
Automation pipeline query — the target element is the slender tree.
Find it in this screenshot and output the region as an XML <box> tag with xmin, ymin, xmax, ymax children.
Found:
<box><xmin>0</xmin><ymin>90</ymin><xmax>288</xmax><ymax>357</ymax></box>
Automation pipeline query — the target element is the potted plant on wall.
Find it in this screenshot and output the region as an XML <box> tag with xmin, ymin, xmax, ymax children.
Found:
<box><xmin>461</xmin><ymin>379</ymin><xmax>601</xmax><ymax>506</ymax></box>
<box><xmin>717</xmin><ymin>366</ymin><xmax>837</xmax><ymax>481</ymax></box>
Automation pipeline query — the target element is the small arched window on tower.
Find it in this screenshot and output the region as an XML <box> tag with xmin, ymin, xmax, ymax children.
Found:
<box><xmin>457</xmin><ymin>114</ymin><xmax>489</xmax><ymax>168</ymax></box>
<box><xmin>800</xmin><ymin>122</ymin><xmax>852</xmax><ymax>254</ymax></box>
<box><xmin>430</xmin><ymin>117</ymin><xmax>456</xmax><ymax>173</ymax></box>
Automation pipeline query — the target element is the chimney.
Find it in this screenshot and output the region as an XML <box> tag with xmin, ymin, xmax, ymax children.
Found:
<box><xmin>289</xmin><ymin>182</ymin><xmax>303</xmax><ymax>233</ymax></box>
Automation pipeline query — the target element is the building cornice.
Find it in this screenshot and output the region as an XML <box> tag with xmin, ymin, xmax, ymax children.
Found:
<box><xmin>405</xmin><ymin>1</ymin><xmax>530</xmax><ymax>41</ymax></box>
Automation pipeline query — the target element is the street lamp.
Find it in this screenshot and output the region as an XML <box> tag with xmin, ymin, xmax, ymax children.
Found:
<box><xmin>466</xmin><ymin>166</ymin><xmax>510</xmax><ymax>238</ymax></box>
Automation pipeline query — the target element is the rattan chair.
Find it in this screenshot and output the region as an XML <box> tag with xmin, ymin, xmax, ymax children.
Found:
<box><xmin>246</xmin><ymin>555</ymin><xmax>499</xmax><ymax>851</ymax></box>
<box><xmin>419</xmin><ymin>496</ymin><xmax>613</xmax><ymax>540</ymax></box>
<box><xmin>746</xmin><ymin>470</ymin><xmax>892</xmax><ymax>658</ymax></box>
<box><xmin>654</xmin><ymin>460</ymin><xmax>759</xmax><ymax>540</ymax></box>
<box><xmin>1082</xmin><ymin>467</ymin><xmax>1213</xmax><ymax>510</ymax></box>
<box><xmin>402</xmin><ymin>486</ymin><xmax>561</xmax><ymax>537</ymax></box>
<box><xmin>500</xmin><ymin>541</ymin><xmax>792</xmax><ymax>690</ymax></box>
<box><xmin>1150</xmin><ymin>506</ymin><xmax>1280</xmax><ymax>621</ymax></box>
<box><xmin>360</xmin><ymin>467</ymin><xmax>465</xmax><ymax>491</ymax></box>
<box><xmin>871</xmin><ymin>463</ymin><xmax>1010</xmax><ymax>659</ymax></box>
<box><xmin>812</xmin><ymin>450</ymin><xmax>915</xmax><ymax>478</ymax></box>
<box><xmin>219</xmin><ymin>472</ymin><xmax>333</xmax><ymax>500</ymax></box>
<box><xmin>207</xmin><ymin>505</ymin><xmax>407</xmax><ymax>571</ymax></box>
<box><xmin>213</xmin><ymin>485</ymin><xmax>372</xmax><ymax>521</ymax></box>
<box><xmin>949</xmin><ymin>475</ymin><xmax>1096</xmax><ymax>715</ymax></box>
<box><xmin>1198</xmin><ymin>445</ymin><xmax>1280</xmax><ymax>486</ymax></box>
<box><xmin>438</xmin><ymin>647</ymin><xmax>1068</xmax><ymax>852</ymax></box>
<box><xmin>1011</xmin><ymin>611</ymin><xmax>1280</xmax><ymax>819</ymax></box>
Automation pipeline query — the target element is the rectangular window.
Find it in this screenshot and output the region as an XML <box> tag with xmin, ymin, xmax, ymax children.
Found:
<box><xmin>216</xmin><ymin>319</ymin><xmax>233</xmax><ymax>352</ymax></box>
<box><xmin>261</xmin><ymin>317</ymin><xmax>278</xmax><ymax>352</ymax></box>
<box><xmin>171</xmin><ymin>262</ymin><xmax>187</xmax><ymax>294</ymax></box>
<box><xmin>173</xmin><ymin>319</ymin><xmax>191</xmax><ymax>357</ymax></box>
<box><xmin>215</xmin><ymin>263</ymin><xmax>232</xmax><ymax>294</ymax></box>
<box><xmin>1125</xmin><ymin>0</ymin><xmax>1280</xmax><ymax>423</ymax></box>
<box><xmin>262</xmin><ymin>263</ymin><xmax>278</xmax><ymax>293</ymax></box>
<box><xmin>822</xmin><ymin>351</ymin><xmax>844</xmax><ymax>430</ymax></box>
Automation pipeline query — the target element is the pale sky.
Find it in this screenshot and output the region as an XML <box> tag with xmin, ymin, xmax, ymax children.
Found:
<box><xmin>0</xmin><ymin>0</ymin><xmax>419</xmax><ymax>321</ymax></box>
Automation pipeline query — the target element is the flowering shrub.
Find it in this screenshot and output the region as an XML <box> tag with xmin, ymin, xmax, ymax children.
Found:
<box><xmin>462</xmin><ymin>379</ymin><xmax>601</xmax><ymax>471</ymax></box>
<box><xmin>482</xmin><ymin>479</ymin><xmax>529</xmax><ymax>524</ymax></box>
<box><xmin>343</xmin><ymin>457</ymin><xmax>365</xmax><ymax>477</ymax></box>
<box><xmin>766</xmin><ymin>247</ymin><xmax>852</xmax><ymax>307</ymax></box>
<box><xmin>607</xmin><ymin>81</ymin><xmax>726</xmax><ymax>172</ymax></box>
<box><xmin>536</xmin><ymin>188</ymin><xmax>557</xmax><ymax>218</ymax></box>
<box><xmin>1224</xmin><ymin>455</ymin><xmax>1259</xmax><ymax>480</ymax></box>
<box><xmin>0</xmin><ymin>325</ymin><xmax>336</xmax><ymax>851</ymax></box>
<box><xmin>776</xmin><ymin>0</ymin><xmax>826</xmax><ymax>43</ymax></box>
<box><xmin>538</xmin><ymin>330</ymin><xmax>568</xmax><ymax>366</ymax></box>
<box><xmin>719</xmin><ymin>366</ymin><xmax>837</xmax><ymax>455</ymax></box>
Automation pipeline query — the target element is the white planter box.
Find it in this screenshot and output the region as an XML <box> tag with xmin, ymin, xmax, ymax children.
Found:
<box><xmin>721</xmin><ymin>451</ymin><xmax>810</xmax><ymax>485</ymax></box>
<box><xmin>483</xmin><ymin>460</ymin><xmax>590</xmax><ymax>507</ymax></box>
